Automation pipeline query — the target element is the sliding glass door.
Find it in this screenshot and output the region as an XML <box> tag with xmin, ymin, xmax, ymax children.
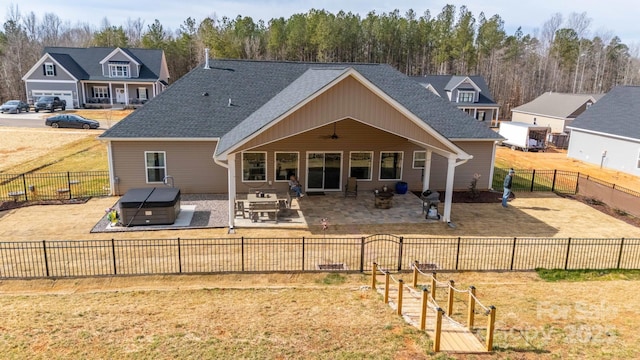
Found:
<box><xmin>306</xmin><ymin>152</ymin><xmax>342</xmax><ymax>191</ymax></box>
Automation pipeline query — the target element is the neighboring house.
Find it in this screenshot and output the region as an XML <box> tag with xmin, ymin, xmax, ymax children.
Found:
<box><xmin>22</xmin><ymin>47</ymin><xmax>169</xmax><ymax>109</ymax></box>
<box><xmin>510</xmin><ymin>92</ymin><xmax>603</xmax><ymax>135</ymax></box>
<box><xmin>99</xmin><ymin>59</ymin><xmax>503</xmax><ymax>229</ymax></box>
<box><xmin>567</xmin><ymin>86</ymin><xmax>640</xmax><ymax>177</ymax></box>
<box><xmin>411</xmin><ymin>75</ymin><xmax>500</xmax><ymax>127</ymax></box>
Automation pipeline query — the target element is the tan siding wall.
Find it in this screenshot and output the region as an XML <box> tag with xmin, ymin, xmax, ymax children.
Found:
<box><xmin>511</xmin><ymin>113</ymin><xmax>565</xmax><ymax>133</ymax></box>
<box><xmin>424</xmin><ymin>141</ymin><xmax>496</xmax><ymax>191</ymax></box>
<box><xmin>241</xmin><ymin>76</ymin><xmax>452</xmax><ymax>153</ymax></box>
<box><xmin>111</xmin><ymin>141</ymin><xmax>224</xmax><ymax>195</ymax></box>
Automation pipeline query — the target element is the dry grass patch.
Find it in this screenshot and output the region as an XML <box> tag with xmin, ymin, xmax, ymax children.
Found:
<box><xmin>495</xmin><ymin>147</ymin><xmax>640</xmax><ymax>193</ymax></box>
<box><xmin>0</xmin><ymin>274</ymin><xmax>430</xmax><ymax>359</ymax></box>
<box><xmin>0</xmin><ymin>272</ymin><xmax>638</xmax><ymax>359</ymax></box>
<box><xmin>0</xmin><ymin>128</ymin><xmax>104</xmax><ymax>173</ymax></box>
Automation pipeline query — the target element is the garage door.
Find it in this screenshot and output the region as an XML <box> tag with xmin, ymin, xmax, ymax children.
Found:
<box><xmin>32</xmin><ymin>91</ymin><xmax>74</xmax><ymax>110</ymax></box>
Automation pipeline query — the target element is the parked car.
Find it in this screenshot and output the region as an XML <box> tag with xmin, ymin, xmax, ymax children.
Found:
<box><xmin>34</xmin><ymin>96</ymin><xmax>66</xmax><ymax>112</ymax></box>
<box><xmin>0</xmin><ymin>100</ymin><xmax>30</xmax><ymax>114</ymax></box>
<box><xmin>45</xmin><ymin>114</ymin><xmax>100</xmax><ymax>129</ymax></box>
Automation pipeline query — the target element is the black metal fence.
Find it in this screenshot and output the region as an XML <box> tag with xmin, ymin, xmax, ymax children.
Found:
<box><xmin>492</xmin><ymin>168</ymin><xmax>580</xmax><ymax>194</ymax></box>
<box><xmin>0</xmin><ymin>171</ymin><xmax>110</xmax><ymax>202</ymax></box>
<box><xmin>1</xmin><ymin>235</ymin><xmax>639</xmax><ymax>279</ymax></box>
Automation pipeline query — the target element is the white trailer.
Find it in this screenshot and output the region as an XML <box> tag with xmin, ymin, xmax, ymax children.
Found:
<box><xmin>498</xmin><ymin>122</ymin><xmax>550</xmax><ymax>152</ymax></box>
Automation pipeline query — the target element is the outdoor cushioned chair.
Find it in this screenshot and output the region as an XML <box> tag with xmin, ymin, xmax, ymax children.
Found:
<box><xmin>345</xmin><ymin>177</ymin><xmax>358</xmax><ymax>197</ymax></box>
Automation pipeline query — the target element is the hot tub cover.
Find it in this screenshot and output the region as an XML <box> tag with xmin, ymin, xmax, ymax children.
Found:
<box><xmin>119</xmin><ymin>187</ymin><xmax>181</xmax><ymax>208</ymax></box>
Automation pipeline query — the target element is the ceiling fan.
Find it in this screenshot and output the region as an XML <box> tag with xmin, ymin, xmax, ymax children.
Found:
<box><xmin>320</xmin><ymin>122</ymin><xmax>339</xmax><ymax>140</ymax></box>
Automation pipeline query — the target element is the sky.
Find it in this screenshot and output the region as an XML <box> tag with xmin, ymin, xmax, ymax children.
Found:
<box><xmin>2</xmin><ymin>0</ymin><xmax>639</xmax><ymax>45</ymax></box>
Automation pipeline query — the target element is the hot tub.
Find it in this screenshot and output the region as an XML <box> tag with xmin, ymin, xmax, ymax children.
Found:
<box><xmin>119</xmin><ymin>187</ymin><xmax>181</xmax><ymax>226</ymax></box>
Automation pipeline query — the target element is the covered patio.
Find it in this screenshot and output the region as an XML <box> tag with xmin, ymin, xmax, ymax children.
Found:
<box><xmin>233</xmin><ymin>191</ymin><xmax>431</xmax><ymax>229</ymax></box>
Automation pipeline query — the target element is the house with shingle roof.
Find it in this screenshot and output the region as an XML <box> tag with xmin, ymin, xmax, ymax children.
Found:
<box><xmin>510</xmin><ymin>92</ymin><xmax>604</xmax><ymax>133</ymax></box>
<box><xmin>22</xmin><ymin>47</ymin><xmax>169</xmax><ymax>109</ymax></box>
<box><xmin>99</xmin><ymin>59</ymin><xmax>503</xmax><ymax>229</ymax></box>
<box><xmin>567</xmin><ymin>86</ymin><xmax>640</xmax><ymax>176</ymax></box>
<box><xmin>411</xmin><ymin>75</ymin><xmax>501</xmax><ymax>127</ymax></box>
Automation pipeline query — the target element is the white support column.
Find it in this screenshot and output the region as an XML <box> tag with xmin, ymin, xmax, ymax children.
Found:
<box><xmin>227</xmin><ymin>155</ymin><xmax>237</xmax><ymax>232</ymax></box>
<box><xmin>422</xmin><ymin>149</ymin><xmax>433</xmax><ymax>192</ymax></box>
<box><xmin>124</xmin><ymin>84</ymin><xmax>129</xmax><ymax>105</ymax></box>
<box><xmin>109</xmin><ymin>82</ymin><xmax>113</xmax><ymax>106</ymax></box>
<box><xmin>442</xmin><ymin>156</ymin><xmax>456</xmax><ymax>223</ymax></box>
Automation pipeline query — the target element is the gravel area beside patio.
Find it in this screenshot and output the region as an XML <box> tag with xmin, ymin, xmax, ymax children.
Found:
<box><xmin>90</xmin><ymin>194</ymin><xmax>229</xmax><ymax>232</ymax></box>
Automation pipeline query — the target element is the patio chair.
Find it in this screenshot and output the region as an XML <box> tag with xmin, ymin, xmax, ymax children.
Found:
<box><xmin>235</xmin><ymin>199</ymin><xmax>247</xmax><ymax>218</ymax></box>
<box><xmin>345</xmin><ymin>177</ymin><xmax>358</xmax><ymax>198</ymax></box>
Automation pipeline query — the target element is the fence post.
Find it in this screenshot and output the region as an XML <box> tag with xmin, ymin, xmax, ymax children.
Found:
<box><xmin>371</xmin><ymin>262</ymin><xmax>377</xmax><ymax>290</ymax></box>
<box><xmin>486</xmin><ymin>306</ymin><xmax>497</xmax><ymax>351</ymax></box>
<box><xmin>434</xmin><ymin>307</ymin><xmax>443</xmax><ymax>352</ymax></box>
<box><xmin>22</xmin><ymin>174</ymin><xmax>28</xmax><ymax>201</ymax></box>
<box><xmin>241</xmin><ymin>236</ymin><xmax>245</xmax><ymax>272</ymax></box>
<box><xmin>412</xmin><ymin>260</ymin><xmax>419</xmax><ymax>288</ymax></box>
<box><xmin>301</xmin><ymin>237</ymin><xmax>305</xmax><ymax>271</ymax></box>
<box><xmin>360</xmin><ymin>237</ymin><xmax>365</xmax><ymax>273</ymax></box>
<box><xmin>397</xmin><ymin>279</ymin><xmax>404</xmax><ymax>316</ymax></box>
<box><xmin>420</xmin><ymin>288</ymin><xmax>429</xmax><ymax>331</ymax></box>
<box><xmin>384</xmin><ymin>271</ymin><xmax>390</xmax><ymax>304</ymax></box>
<box><xmin>530</xmin><ymin>169</ymin><xmax>536</xmax><ymax>192</ymax></box>
<box><xmin>467</xmin><ymin>286</ymin><xmax>476</xmax><ymax>329</ymax></box>
<box><xmin>177</xmin><ymin>238</ymin><xmax>182</xmax><ymax>273</ymax></box>
<box><xmin>617</xmin><ymin>238</ymin><xmax>625</xmax><ymax>269</ymax></box>
<box><xmin>455</xmin><ymin>237</ymin><xmax>461</xmax><ymax>270</ymax></box>
<box><xmin>431</xmin><ymin>272</ymin><xmax>437</xmax><ymax>299</ymax></box>
<box><xmin>447</xmin><ymin>280</ymin><xmax>455</xmax><ymax>316</ymax></box>
<box><xmin>510</xmin><ymin>237</ymin><xmax>517</xmax><ymax>270</ymax></box>
<box><xmin>66</xmin><ymin>171</ymin><xmax>72</xmax><ymax>199</ymax></box>
<box><xmin>564</xmin><ymin>238</ymin><xmax>572</xmax><ymax>270</ymax></box>
<box><xmin>111</xmin><ymin>239</ymin><xmax>117</xmax><ymax>275</ymax></box>
<box><xmin>397</xmin><ymin>236</ymin><xmax>404</xmax><ymax>271</ymax></box>
<box><xmin>551</xmin><ymin>169</ymin><xmax>557</xmax><ymax>192</ymax></box>
<box><xmin>42</xmin><ymin>240</ymin><xmax>49</xmax><ymax>277</ymax></box>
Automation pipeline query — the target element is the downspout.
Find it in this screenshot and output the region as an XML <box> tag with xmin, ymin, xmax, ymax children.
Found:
<box><xmin>106</xmin><ymin>140</ymin><xmax>117</xmax><ymax>195</ymax></box>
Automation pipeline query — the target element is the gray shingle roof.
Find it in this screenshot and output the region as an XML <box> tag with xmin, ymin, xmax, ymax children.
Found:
<box><xmin>44</xmin><ymin>47</ymin><xmax>164</xmax><ymax>82</ymax></box>
<box><xmin>511</xmin><ymin>92</ymin><xmax>603</xmax><ymax>119</ymax></box>
<box><xmin>568</xmin><ymin>86</ymin><xmax>640</xmax><ymax>140</ymax></box>
<box><xmin>100</xmin><ymin>60</ymin><xmax>502</xmax><ymax>145</ymax></box>
<box><xmin>411</xmin><ymin>75</ymin><xmax>498</xmax><ymax>105</ymax></box>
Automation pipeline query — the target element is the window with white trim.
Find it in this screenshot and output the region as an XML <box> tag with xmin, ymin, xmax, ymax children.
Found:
<box><xmin>93</xmin><ymin>86</ymin><xmax>108</xmax><ymax>98</ymax></box>
<box><xmin>413</xmin><ymin>151</ymin><xmax>426</xmax><ymax>169</ymax></box>
<box><xmin>109</xmin><ymin>64</ymin><xmax>130</xmax><ymax>78</ymax></box>
<box><xmin>349</xmin><ymin>151</ymin><xmax>372</xmax><ymax>180</ymax></box>
<box><xmin>243</xmin><ymin>152</ymin><xmax>266</xmax><ymax>181</ymax></box>
<box><xmin>145</xmin><ymin>151</ymin><xmax>166</xmax><ymax>183</ymax></box>
<box><xmin>138</xmin><ymin>87</ymin><xmax>148</xmax><ymax>100</ymax></box>
<box><xmin>457</xmin><ymin>91</ymin><xmax>475</xmax><ymax>103</ymax></box>
<box><xmin>44</xmin><ymin>63</ymin><xmax>55</xmax><ymax>76</ymax></box>
<box><xmin>379</xmin><ymin>151</ymin><xmax>403</xmax><ymax>180</ymax></box>
<box><xmin>275</xmin><ymin>152</ymin><xmax>298</xmax><ymax>181</ymax></box>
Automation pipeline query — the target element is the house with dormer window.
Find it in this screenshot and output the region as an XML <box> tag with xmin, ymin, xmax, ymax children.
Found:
<box><xmin>411</xmin><ymin>75</ymin><xmax>500</xmax><ymax>127</ymax></box>
<box><xmin>22</xmin><ymin>47</ymin><xmax>169</xmax><ymax>109</ymax></box>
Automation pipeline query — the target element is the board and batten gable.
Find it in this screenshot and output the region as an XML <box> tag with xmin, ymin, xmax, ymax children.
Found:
<box><xmin>102</xmin><ymin>51</ymin><xmax>140</xmax><ymax>78</ymax></box>
<box><xmin>109</xmin><ymin>141</ymin><xmax>224</xmax><ymax>195</ymax></box>
<box><xmin>568</xmin><ymin>130</ymin><xmax>640</xmax><ymax>176</ymax></box>
<box><xmin>239</xmin><ymin>76</ymin><xmax>455</xmax><ymax>156</ymax></box>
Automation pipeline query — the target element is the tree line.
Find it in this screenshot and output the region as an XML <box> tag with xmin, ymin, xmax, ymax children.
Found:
<box><xmin>1</xmin><ymin>4</ymin><xmax>638</xmax><ymax>118</ymax></box>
